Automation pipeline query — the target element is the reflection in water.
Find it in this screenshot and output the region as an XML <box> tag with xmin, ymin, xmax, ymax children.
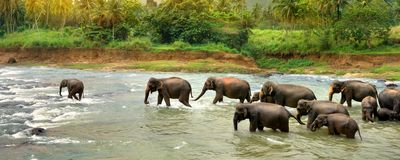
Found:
<box><xmin>0</xmin><ymin>66</ymin><xmax>398</xmax><ymax>160</ymax></box>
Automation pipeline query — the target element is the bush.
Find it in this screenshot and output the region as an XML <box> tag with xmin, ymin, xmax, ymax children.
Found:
<box><xmin>106</xmin><ymin>37</ymin><xmax>153</xmax><ymax>50</ymax></box>
<box><xmin>84</xmin><ymin>25</ymin><xmax>112</xmax><ymax>43</ymax></box>
<box><xmin>171</xmin><ymin>41</ymin><xmax>191</xmax><ymax>50</ymax></box>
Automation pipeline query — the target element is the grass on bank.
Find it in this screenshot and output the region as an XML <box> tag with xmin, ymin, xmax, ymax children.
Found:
<box><xmin>126</xmin><ymin>59</ymin><xmax>259</xmax><ymax>73</ymax></box>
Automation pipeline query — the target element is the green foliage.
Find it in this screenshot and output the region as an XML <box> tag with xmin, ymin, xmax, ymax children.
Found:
<box><xmin>106</xmin><ymin>37</ymin><xmax>153</xmax><ymax>50</ymax></box>
<box><xmin>334</xmin><ymin>0</ymin><xmax>396</xmax><ymax>48</ymax></box>
<box><xmin>256</xmin><ymin>58</ymin><xmax>314</xmax><ymax>72</ymax></box>
<box><xmin>0</xmin><ymin>29</ymin><xmax>84</xmax><ymax>48</ymax></box>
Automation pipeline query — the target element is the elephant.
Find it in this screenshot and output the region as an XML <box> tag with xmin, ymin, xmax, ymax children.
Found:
<box><xmin>259</xmin><ymin>81</ymin><xmax>316</xmax><ymax>108</ymax></box>
<box><xmin>310</xmin><ymin>113</ymin><xmax>362</xmax><ymax>140</ymax></box>
<box><xmin>328</xmin><ymin>80</ymin><xmax>377</xmax><ymax>107</ymax></box>
<box><xmin>378</xmin><ymin>88</ymin><xmax>400</xmax><ymax>112</ymax></box>
<box><xmin>250</xmin><ymin>92</ymin><xmax>274</xmax><ymax>103</ymax></box>
<box><xmin>59</xmin><ymin>79</ymin><xmax>84</xmax><ymax>101</ymax></box>
<box><xmin>194</xmin><ymin>77</ymin><xmax>251</xmax><ymax>104</ymax></box>
<box><xmin>297</xmin><ymin>100</ymin><xmax>349</xmax><ymax>129</ymax></box>
<box><xmin>233</xmin><ymin>103</ymin><xmax>305</xmax><ymax>132</ymax></box>
<box><xmin>361</xmin><ymin>96</ymin><xmax>378</xmax><ymax>122</ymax></box>
<box><xmin>377</xmin><ymin>108</ymin><xmax>399</xmax><ymax>121</ymax></box>
<box><xmin>144</xmin><ymin>77</ymin><xmax>193</xmax><ymax>107</ymax></box>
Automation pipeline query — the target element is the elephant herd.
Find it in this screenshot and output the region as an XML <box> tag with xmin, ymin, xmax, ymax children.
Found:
<box><xmin>59</xmin><ymin>76</ymin><xmax>400</xmax><ymax>140</ymax></box>
<box><xmin>143</xmin><ymin>77</ymin><xmax>400</xmax><ymax>140</ymax></box>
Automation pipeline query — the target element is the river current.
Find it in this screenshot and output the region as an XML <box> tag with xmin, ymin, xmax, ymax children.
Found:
<box><xmin>0</xmin><ymin>66</ymin><xmax>399</xmax><ymax>160</ymax></box>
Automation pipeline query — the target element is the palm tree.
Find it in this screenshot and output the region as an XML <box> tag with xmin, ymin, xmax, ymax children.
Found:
<box><xmin>0</xmin><ymin>0</ymin><xmax>19</xmax><ymax>33</ymax></box>
<box><xmin>53</xmin><ymin>0</ymin><xmax>73</xmax><ymax>28</ymax></box>
<box><xmin>76</xmin><ymin>0</ymin><xmax>95</xmax><ymax>25</ymax></box>
<box><xmin>25</xmin><ymin>0</ymin><xmax>45</xmax><ymax>29</ymax></box>
<box><xmin>317</xmin><ymin>0</ymin><xmax>349</xmax><ymax>21</ymax></box>
<box><xmin>273</xmin><ymin>0</ymin><xmax>303</xmax><ymax>28</ymax></box>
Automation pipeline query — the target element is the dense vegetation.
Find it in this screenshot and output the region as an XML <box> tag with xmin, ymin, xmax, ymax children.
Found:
<box><xmin>0</xmin><ymin>0</ymin><xmax>400</xmax><ymax>76</ymax></box>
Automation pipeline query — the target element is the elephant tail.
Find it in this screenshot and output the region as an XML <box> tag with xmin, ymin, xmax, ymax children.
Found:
<box><xmin>285</xmin><ymin>108</ymin><xmax>305</xmax><ymax>125</ymax></box>
<box><xmin>188</xmin><ymin>81</ymin><xmax>193</xmax><ymax>98</ymax></box>
<box><xmin>357</xmin><ymin>128</ymin><xmax>363</xmax><ymax>141</ymax></box>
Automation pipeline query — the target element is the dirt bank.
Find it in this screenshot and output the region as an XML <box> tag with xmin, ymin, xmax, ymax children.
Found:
<box><xmin>0</xmin><ymin>48</ymin><xmax>399</xmax><ymax>80</ymax></box>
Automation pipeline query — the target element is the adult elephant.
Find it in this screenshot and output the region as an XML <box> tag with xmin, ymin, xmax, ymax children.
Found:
<box><xmin>259</xmin><ymin>81</ymin><xmax>316</xmax><ymax>108</ymax></box>
<box><xmin>59</xmin><ymin>79</ymin><xmax>84</xmax><ymax>101</ymax></box>
<box><xmin>194</xmin><ymin>77</ymin><xmax>251</xmax><ymax>104</ymax></box>
<box><xmin>328</xmin><ymin>80</ymin><xmax>377</xmax><ymax>107</ymax></box>
<box><xmin>144</xmin><ymin>77</ymin><xmax>193</xmax><ymax>107</ymax></box>
<box><xmin>378</xmin><ymin>88</ymin><xmax>400</xmax><ymax>112</ymax></box>
<box><xmin>297</xmin><ymin>100</ymin><xmax>349</xmax><ymax>129</ymax></box>
<box><xmin>233</xmin><ymin>103</ymin><xmax>305</xmax><ymax>132</ymax></box>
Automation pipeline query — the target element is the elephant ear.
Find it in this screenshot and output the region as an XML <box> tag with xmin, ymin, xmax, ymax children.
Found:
<box><xmin>210</xmin><ymin>79</ymin><xmax>215</xmax><ymax>89</ymax></box>
<box><xmin>322</xmin><ymin>118</ymin><xmax>328</xmax><ymax>125</ymax></box>
<box><xmin>306</xmin><ymin>103</ymin><xmax>312</xmax><ymax>113</ymax></box>
<box><xmin>269</xmin><ymin>86</ymin><xmax>273</xmax><ymax>95</ymax></box>
<box><xmin>156</xmin><ymin>81</ymin><xmax>164</xmax><ymax>90</ymax></box>
<box><xmin>243</xmin><ymin>107</ymin><xmax>248</xmax><ymax>118</ymax></box>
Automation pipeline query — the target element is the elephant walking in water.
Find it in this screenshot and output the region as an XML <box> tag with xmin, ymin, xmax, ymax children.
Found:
<box><xmin>194</xmin><ymin>77</ymin><xmax>251</xmax><ymax>104</ymax></box>
<box><xmin>311</xmin><ymin>113</ymin><xmax>362</xmax><ymax>140</ymax></box>
<box><xmin>59</xmin><ymin>79</ymin><xmax>84</xmax><ymax>101</ymax></box>
<box><xmin>144</xmin><ymin>77</ymin><xmax>193</xmax><ymax>107</ymax></box>
<box><xmin>233</xmin><ymin>103</ymin><xmax>305</xmax><ymax>132</ymax></box>
<box><xmin>259</xmin><ymin>81</ymin><xmax>316</xmax><ymax>108</ymax></box>
<box><xmin>328</xmin><ymin>80</ymin><xmax>377</xmax><ymax>107</ymax></box>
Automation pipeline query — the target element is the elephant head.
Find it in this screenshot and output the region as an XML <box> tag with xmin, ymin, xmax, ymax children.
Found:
<box><xmin>144</xmin><ymin>77</ymin><xmax>163</xmax><ymax>104</ymax></box>
<box><xmin>328</xmin><ymin>80</ymin><xmax>345</xmax><ymax>101</ymax></box>
<box><xmin>250</xmin><ymin>92</ymin><xmax>260</xmax><ymax>103</ymax></box>
<box><xmin>59</xmin><ymin>79</ymin><xmax>68</xmax><ymax>96</ymax></box>
<box><xmin>233</xmin><ymin>104</ymin><xmax>248</xmax><ymax>131</ymax></box>
<box><xmin>310</xmin><ymin>114</ymin><xmax>328</xmax><ymax>131</ymax></box>
<box><xmin>297</xmin><ymin>99</ymin><xmax>313</xmax><ymax>116</ymax></box>
<box><xmin>260</xmin><ymin>81</ymin><xmax>277</xmax><ymax>98</ymax></box>
<box><xmin>194</xmin><ymin>77</ymin><xmax>216</xmax><ymax>101</ymax></box>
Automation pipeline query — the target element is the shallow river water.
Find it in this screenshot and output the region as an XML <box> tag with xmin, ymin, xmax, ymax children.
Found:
<box><xmin>0</xmin><ymin>66</ymin><xmax>399</xmax><ymax>160</ymax></box>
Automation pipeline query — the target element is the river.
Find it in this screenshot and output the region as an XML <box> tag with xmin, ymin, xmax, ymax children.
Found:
<box><xmin>0</xmin><ymin>66</ymin><xmax>399</xmax><ymax>160</ymax></box>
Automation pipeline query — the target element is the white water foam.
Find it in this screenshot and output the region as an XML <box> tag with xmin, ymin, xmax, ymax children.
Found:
<box><xmin>174</xmin><ymin>141</ymin><xmax>188</xmax><ymax>150</ymax></box>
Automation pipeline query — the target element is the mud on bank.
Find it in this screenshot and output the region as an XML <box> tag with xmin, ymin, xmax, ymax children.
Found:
<box><xmin>0</xmin><ymin>48</ymin><xmax>400</xmax><ymax>80</ymax></box>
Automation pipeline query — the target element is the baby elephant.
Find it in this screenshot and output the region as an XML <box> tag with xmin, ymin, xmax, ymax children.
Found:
<box><xmin>361</xmin><ymin>96</ymin><xmax>378</xmax><ymax>122</ymax></box>
<box><xmin>311</xmin><ymin>113</ymin><xmax>362</xmax><ymax>140</ymax></box>
<box><xmin>233</xmin><ymin>103</ymin><xmax>305</xmax><ymax>132</ymax></box>
<box><xmin>377</xmin><ymin>108</ymin><xmax>399</xmax><ymax>121</ymax></box>
<box><xmin>250</xmin><ymin>92</ymin><xmax>274</xmax><ymax>103</ymax></box>
<box><xmin>60</xmin><ymin>79</ymin><xmax>84</xmax><ymax>100</ymax></box>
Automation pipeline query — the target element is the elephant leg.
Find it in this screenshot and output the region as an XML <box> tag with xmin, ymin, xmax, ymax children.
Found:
<box><xmin>328</xmin><ymin>126</ymin><xmax>335</xmax><ymax>135</ymax></box>
<box><xmin>78</xmin><ymin>91</ymin><xmax>83</xmax><ymax>101</ymax></box>
<box><xmin>340</xmin><ymin>94</ymin><xmax>346</xmax><ymax>105</ymax></box>
<box><xmin>179</xmin><ymin>94</ymin><xmax>191</xmax><ymax>107</ymax></box>
<box><xmin>162</xmin><ymin>90</ymin><xmax>171</xmax><ymax>106</ymax></box>
<box><xmin>249</xmin><ymin>119</ymin><xmax>258</xmax><ymax>132</ymax></box>
<box><xmin>257</xmin><ymin>125</ymin><xmax>264</xmax><ymax>131</ymax></box>
<box><xmin>72</xmin><ymin>93</ymin><xmax>79</xmax><ymax>100</ymax></box>
<box><xmin>239</xmin><ymin>98</ymin><xmax>245</xmax><ymax>103</ymax></box>
<box><xmin>218</xmin><ymin>97</ymin><xmax>223</xmax><ymax>102</ymax></box>
<box><xmin>362</xmin><ymin>112</ymin><xmax>366</xmax><ymax>121</ymax></box>
<box><xmin>157</xmin><ymin>94</ymin><xmax>164</xmax><ymax>105</ymax></box>
<box><xmin>345</xmin><ymin>95</ymin><xmax>353</xmax><ymax>107</ymax></box>
<box><xmin>213</xmin><ymin>95</ymin><xmax>223</xmax><ymax>104</ymax></box>
<box><xmin>280</xmin><ymin>124</ymin><xmax>289</xmax><ymax>133</ymax></box>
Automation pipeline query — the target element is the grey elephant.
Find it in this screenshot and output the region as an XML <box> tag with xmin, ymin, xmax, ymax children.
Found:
<box><xmin>59</xmin><ymin>79</ymin><xmax>84</xmax><ymax>101</ymax></box>
<box><xmin>361</xmin><ymin>96</ymin><xmax>378</xmax><ymax>122</ymax></box>
<box><xmin>259</xmin><ymin>81</ymin><xmax>316</xmax><ymax>108</ymax></box>
<box><xmin>378</xmin><ymin>88</ymin><xmax>400</xmax><ymax>113</ymax></box>
<box><xmin>194</xmin><ymin>77</ymin><xmax>251</xmax><ymax>104</ymax></box>
<box><xmin>233</xmin><ymin>103</ymin><xmax>305</xmax><ymax>132</ymax></box>
<box><xmin>311</xmin><ymin>113</ymin><xmax>362</xmax><ymax>140</ymax></box>
<box><xmin>144</xmin><ymin>77</ymin><xmax>193</xmax><ymax>107</ymax></box>
<box><xmin>328</xmin><ymin>80</ymin><xmax>377</xmax><ymax>107</ymax></box>
<box><xmin>297</xmin><ymin>100</ymin><xmax>349</xmax><ymax>129</ymax></box>
<box><xmin>377</xmin><ymin>108</ymin><xmax>399</xmax><ymax>121</ymax></box>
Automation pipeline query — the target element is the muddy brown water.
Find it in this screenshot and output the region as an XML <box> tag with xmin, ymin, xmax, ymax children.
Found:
<box><xmin>0</xmin><ymin>66</ymin><xmax>399</xmax><ymax>160</ymax></box>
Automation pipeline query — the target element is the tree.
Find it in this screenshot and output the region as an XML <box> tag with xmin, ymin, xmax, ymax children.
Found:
<box><xmin>335</xmin><ymin>0</ymin><xmax>396</xmax><ymax>48</ymax></box>
<box><xmin>25</xmin><ymin>0</ymin><xmax>45</xmax><ymax>29</ymax></box>
<box><xmin>251</xmin><ymin>3</ymin><xmax>262</xmax><ymax>22</ymax></box>
<box><xmin>317</xmin><ymin>0</ymin><xmax>349</xmax><ymax>21</ymax></box>
<box><xmin>0</xmin><ymin>0</ymin><xmax>20</xmax><ymax>32</ymax></box>
<box><xmin>273</xmin><ymin>0</ymin><xmax>304</xmax><ymax>28</ymax></box>
<box><xmin>53</xmin><ymin>0</ymin><xmax>72</xmax><ymax>28</ymax></box>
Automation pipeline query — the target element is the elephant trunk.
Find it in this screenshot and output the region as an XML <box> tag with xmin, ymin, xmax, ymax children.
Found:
<box><xmin>144</xmin><ymin>86</ymin><xmax>150</xmax><ymax>104</ymax></box>
<box><xmin>59</xmin><ymin>86</ymin><xmax>62</xmax><ymax>96</ymax></box>
<box><xmin>366</xmin><ymin>113</ymin><xmax>374</xmax><ymax>122</ymax></box>
<box><xmin>328</xmin><ymin>86</ymin><xmax>334</xmax><ymax>101</ymax></box>
<box><xmin>233</xmin><ymin>115</ymin><xmax>238</xmax><ymax>131</ymax></box>
<box><xmin>310</xmin><ymin>122</ymin><xmax>317</xmax><ymax>131</ymax></box>
<box><xmin>194</xmin><ymin>87</ymin><xmax>207</xmax><ymax>101</ymax></box>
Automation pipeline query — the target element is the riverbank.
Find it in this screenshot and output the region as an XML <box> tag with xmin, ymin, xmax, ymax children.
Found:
<box><xmin>1</xmin><ymin>48</ymin><xmax>400</xmax><ymax>80</ymax></box>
